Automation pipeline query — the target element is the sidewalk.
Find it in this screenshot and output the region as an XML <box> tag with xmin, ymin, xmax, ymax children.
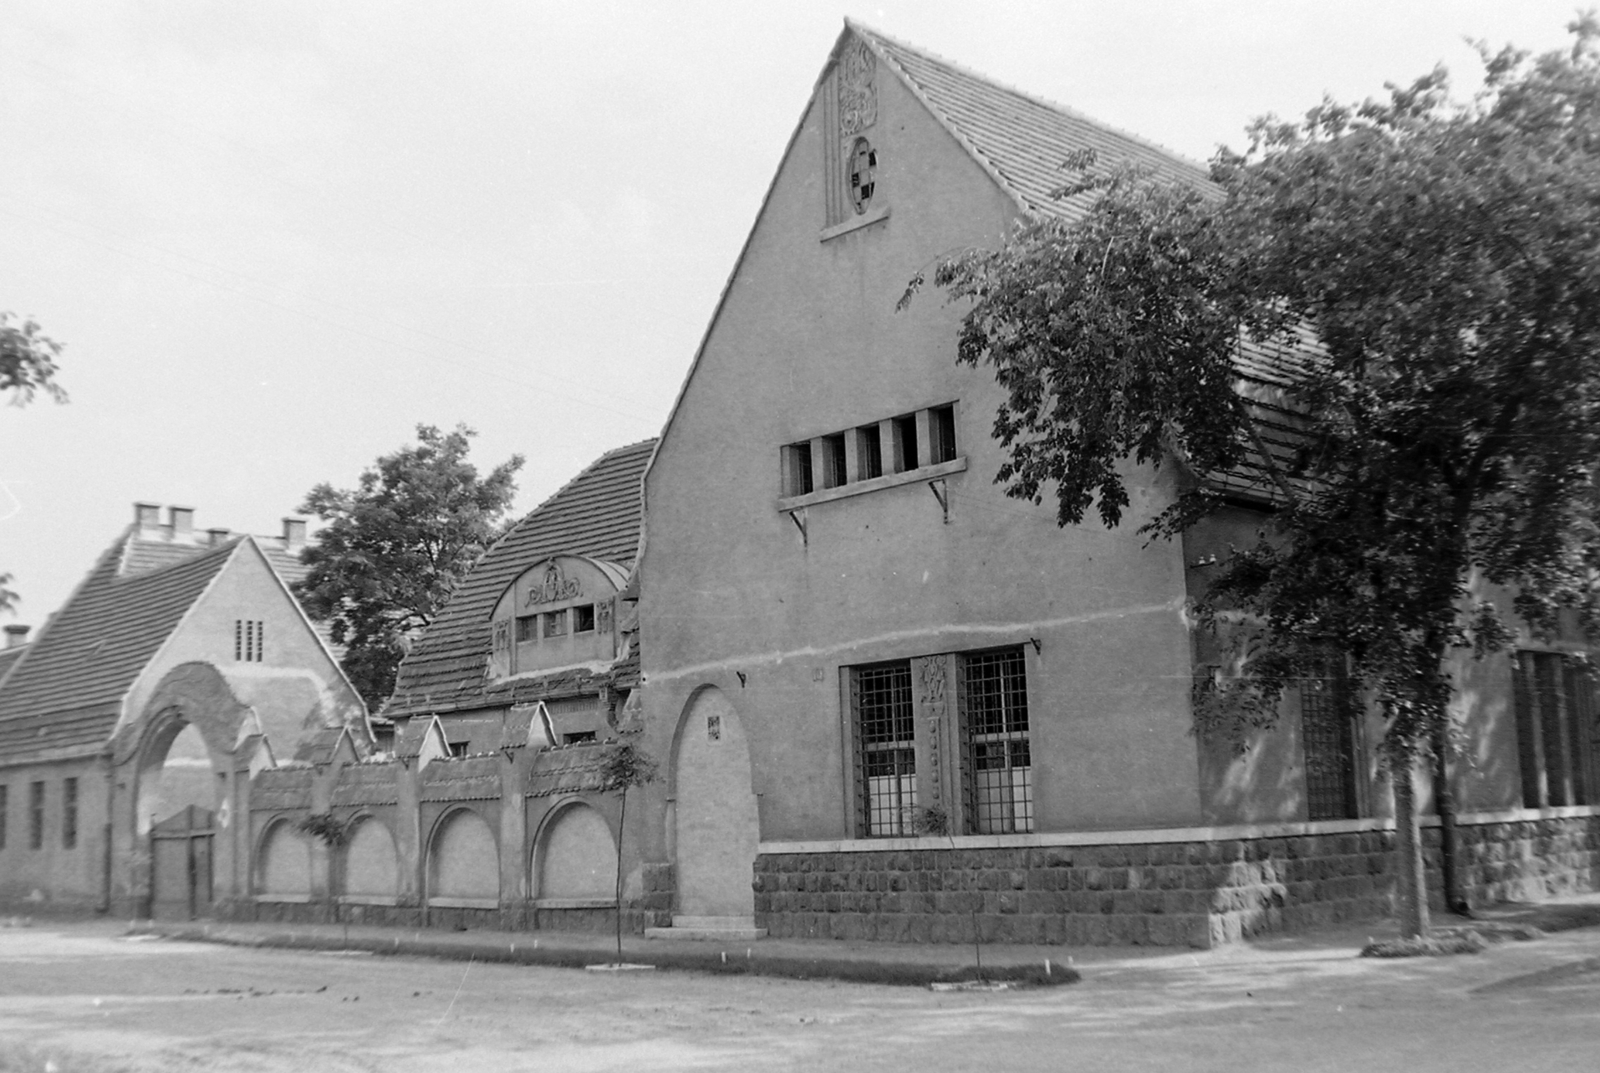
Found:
<box><xmin>132</xmin><ymin>892</ymin><xmax>1600</xmax><ymax>988</ymax></box>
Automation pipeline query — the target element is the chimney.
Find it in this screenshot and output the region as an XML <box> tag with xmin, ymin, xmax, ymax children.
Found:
<box><xmin>207</xmin><ymin>527</ymin><xmax>232</xmax><ymax>547</ymax></box>
<box><xmin>168</xmin><ymin>506</ymin><xmax>195</xmax><ymax>542</ymax></box>
<box><xmin>134</xmin><ymin>502</ymin><xmax>161</xmax><ymax>535</ymax></box>
<box><xmin>282</xmin><ymin>517</ymin><xmax>307</xmax><ymax>549</ymax></box>
<box><xmin>4</xmin><ymin>624</ymin><xmax>28</xmax><ymax>649</ymax></box>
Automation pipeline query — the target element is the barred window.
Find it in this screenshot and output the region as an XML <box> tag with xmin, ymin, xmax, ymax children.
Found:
<box><xmin>960</xmin><ymin>649</ymin><xmax>1033</xmax><ymax>834</ymax></box>
<box><xmin>851</xmin><ymin>661</ymin><xmax>916</xmax><ymax>836</ymax></box>
<box><xmin>1300</xmin><ymin>657</ymin><xmax>1359</xmax><ymax>821</ymax></box>
<box><xmin>1513</xmin><ymin>651</ymin><xmax>1594</xmax><ymax>808</ymax></box>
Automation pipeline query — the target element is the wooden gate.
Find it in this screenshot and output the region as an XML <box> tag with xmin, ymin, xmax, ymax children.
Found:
<box><xmin>150</xmin><ymin>805</ymin><xmax>214</xmax><ymax>921</ymax></box>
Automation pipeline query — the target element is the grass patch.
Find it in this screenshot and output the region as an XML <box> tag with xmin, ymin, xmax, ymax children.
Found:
<box><xmin>1360</xmin><ymin>932</ymin><xmax>1489</xmax><ymax>958</ymax></box>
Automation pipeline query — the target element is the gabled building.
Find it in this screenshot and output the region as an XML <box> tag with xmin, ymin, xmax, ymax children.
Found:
<box><xmin>634</xmin><ymin>22</ymin><xmax>1600</xmax><ymax>946</ymax></box>
<box><xmin>0</xmin><ymin>503</ymin><xmax>367</xmax><ymax>917</ymax></box>
<box><xmin>384</xmin><ymin>438</ymin><xmax>655</xmax><ymax>750</ymax></box>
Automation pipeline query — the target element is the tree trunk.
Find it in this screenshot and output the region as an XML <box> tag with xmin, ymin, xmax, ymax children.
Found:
<box><xmin>614</xmin><ymin>786</ymin><xmax>627</xmax><ymax>966</ymax></box>
<box><xmin>1431</xmin><ymin>722</ymin><xmax>1468</xmax><ymax>916</ymax></box>
<box><xmin>1393</xmin><ymin>761</ymin><xmax>1430</xmax><ymax>938</ymax></box>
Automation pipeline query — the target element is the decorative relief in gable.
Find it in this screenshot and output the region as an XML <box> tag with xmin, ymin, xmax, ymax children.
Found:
<box><xmin>838</xmin><ymin>38</ymin><xmax>877</xmax><ymax>136</ymax></box>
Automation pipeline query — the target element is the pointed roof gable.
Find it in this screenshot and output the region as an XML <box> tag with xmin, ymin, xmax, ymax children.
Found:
<box><xmin>384</xmin><ymin>439</ymin><xmax>656</xmax><ymax>719</ymax></box>
<box><xmin>846</xmin><ymin>21</ymin><xmax>1208</xmax><ymax>219</ymax></box>
<box><xmin>0</xmin><ymin>530</ymin><xmax>240</xmax><ymax>757</ymax></box>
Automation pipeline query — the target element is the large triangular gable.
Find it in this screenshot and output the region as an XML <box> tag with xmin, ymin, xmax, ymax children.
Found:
<box><xmin>643</xmin><ymin>21</ymin><xmax>1208</xmax><ymax>504</ymax></box>
<box><xmin>0</xmin><ymin>530</ymin><xmax>239</xmax><ymax>758</ymax></box>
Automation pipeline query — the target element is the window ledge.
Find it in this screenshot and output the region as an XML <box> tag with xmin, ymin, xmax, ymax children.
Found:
<box><xmin>255</xmin><ymin>893</ymin><xmax>313</xmax><ymax>904</ymax></box>
<box><xmin>820</xmin><ymin>203</ymin><xmax>890</xmax><ymax>241</ymax></box>
<box><xmin>338</xmin><ymin>894</ymin><xmax>399</xmax><ymax>906</ymax></box>
<box><xmin>426</xmin><ymin>896</ymin><xmax>500</xmax><ymax>909</ymax></box>
<box><xmin>778</xmin><ymin>457</ymin><xmax>966</xmax><ymax>511</ymax></box>
<box><xmin>534</xmin><ymin>897</ymin><xmax>617</xmax><ymax>910</ymax></box>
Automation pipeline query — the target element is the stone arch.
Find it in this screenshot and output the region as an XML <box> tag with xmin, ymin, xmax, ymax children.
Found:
<box><xmin>532</xmin><ymin>799</ymin><xmax>617</xmax><ymax>900</ymax></box>
<box><xmin>426</xmin><ymin>807</ymin><xmax>499</xmax><ymax>901</ymax></box>
<box><xmin>343</xmin><ymin>814</ymin><xmax>399</xmax><ymax>899</ymax></box>
<box><xmin>256</xmin><ymin>818</ymin><xmax>311</xmax><ymax>896</ymax></box>
<box><xmin>669</xmin><ymin>685</ymin><xmax>760</xmax><ymax>918</ymax></box>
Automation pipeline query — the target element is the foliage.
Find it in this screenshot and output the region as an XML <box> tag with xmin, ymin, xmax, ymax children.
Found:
<box><xmin>296</xmin><ymin>811</ymin><xmax>354</xmax><ymax>848</ymax></box>
<box><xmin>596</xmin><ymin>740</ymin><xmax>659</xmax><ymax>793</ymax></box>
<box><xmin>2</xmin><ymin>312</ymin><xmax>66</xmax><ymax>617</ymax></box>
<box><xmin>295</xmin><ymin>424</ymin><xmax>523</xmax><ymax>710</ymax></box>
<box><xmin>1</xmin><ymin>311</ymin><xmax>66</xmax><ymax>407</ymax></box>
<box><xmin>913</xmin><ymin>20</ymin><xmax>1600</xmax><ymax>934</ymax></box>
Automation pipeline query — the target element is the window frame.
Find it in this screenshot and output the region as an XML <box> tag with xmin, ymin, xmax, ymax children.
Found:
<box><xmin>62</xmin><ymin>776</ymin><xmax>78</xmax><ymax>850</ymax></box>
<box><xmin>957</xmin><ymin>647</ymin><xmax>1034</xmax><ymax>835</ymax></box>
<box><xmin>848</xmin><ymin>660</ymin><xmax>918</xmax><ymax>837</ymax></box>
<box><xmin>28</xmin><ymin>781</ymin><xmax>44</xmax><ymax>851</ymax></box>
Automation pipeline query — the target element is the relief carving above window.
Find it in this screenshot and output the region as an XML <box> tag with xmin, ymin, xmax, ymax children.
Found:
<box><xmin>838</xmin><ymin>39</ymin><xmax>877</xmax><ymax>137</ymax></box>
<box><xmin>486</xmin><ymin>555</ymin><xmax>629</xmax><ymax>681</ymax></box>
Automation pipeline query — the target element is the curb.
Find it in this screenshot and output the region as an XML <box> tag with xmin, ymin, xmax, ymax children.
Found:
<box><xmin>141</xmin><ymin>926</ymin><xmax>1079</xmax><ymax>988</ymax></box>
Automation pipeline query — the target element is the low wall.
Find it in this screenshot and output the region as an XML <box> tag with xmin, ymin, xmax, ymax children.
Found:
<box><xmin>754</xmin><ymin>811</ymin><xmax>1600</xmax><ymax>948</ymax></box>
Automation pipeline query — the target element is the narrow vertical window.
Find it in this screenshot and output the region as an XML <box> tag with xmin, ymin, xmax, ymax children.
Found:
<box><xmin>234</xmin><ymin>620</ymin><xmax>243</xmax><ymax>661</ymax></box>
<box><xmin>783</xmin><ymin>442</ymin><xmax>814</xmax><ymax>497</ymax></box>
<box><xmin>0</xmin><ymin>784</ymin><xmax>8</xmax><ymax>851</ymax></box>
<box><xmin>822</xmin><ymin>432</ymin><xmax>848</xmax><ymax>489</ymax></box>
<box><xmin>29</xmin><ymin>781</ymin><xmax>44</xmax><ymax>850</ymax></box>
<box><xmin>62</xmin><ymin>777</ymin><xmax>78</xmax><ymax>850</ymax></box>
<box><xmin>851</xmin><ymin>662</ymin><xmax>916</xmax><ymax>836</ymax></box>
<box><xmin>960</xmin><ymin>649</ymin><xmax>1033</xmax><ymax>833</ymax></box>
<box><xmin>856</xmin><ymin>424</ymin><xmax>883</xmax><ymax>480</ymax></box>
<box><xmin>929</xmin><ymin>404</ymin><xmax>957</xmax><ymax>464</ymax></box>
<box><xmin>892</xmin><ymin>414</ymin><xmax>919</xmax><ymax>472</ymax></box>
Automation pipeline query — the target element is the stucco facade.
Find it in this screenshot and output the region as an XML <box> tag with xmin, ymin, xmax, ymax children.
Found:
<box><xmin>635</xmin><ymin>23</ymin><xmax>1600</xmax><ymax>946</ymax></box>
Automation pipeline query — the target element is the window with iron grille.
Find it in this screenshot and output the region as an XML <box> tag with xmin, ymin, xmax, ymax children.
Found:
<box><xmin>62</xmin><ymin>777</ymin><xmax>78</xmax><ymax>850</ymax></box>
<box><xmin>1513</xmin><ymin>651</ymin><xmax>1594</xmax><ymax>808</ymax></box>
<box><xmin>1299</xmin><ymin>658</ymin><xmax>1359</xmax><ymax>820</ymax></box>
<box><xmin>29</xmin><ymin>781</ymin><xmax>44</xmax><ymax>850</ymax></box>
<box><xmin>850</xmin><ymin>661</ymin><xmax>916</xmax><ymax>836</ymax></box>
<box><xmin>959</xmin><ymin>648</ymin><xmax>1033</xmax><ymax>834</ymax></box>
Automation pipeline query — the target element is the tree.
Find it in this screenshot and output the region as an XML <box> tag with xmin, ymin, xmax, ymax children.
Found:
<box><xmin>295</xmin><ymin>424</ymin><xmax>523</xmax><ymax>710</ymax></box>
<box><xmin>595</xmin><ymin>741</ymin><xmax>658</xmax><ymax>968</ymax></box>
<box><xmin>2</xmin><ymin>311</ymin><xmax>66</xmax><ymax>618</ymax></box>
<box><xmin>1</xmin><ymin>312</ymin><xmax>66</xmax><ymax>407</ymax></box>
<box><xmin>909</xmin><ymin>20</ymin><xmax>1600</xmax><ymax>938</ymax></box>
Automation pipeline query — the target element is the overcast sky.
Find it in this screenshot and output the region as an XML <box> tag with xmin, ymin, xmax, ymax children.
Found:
<box><xmin>0</xmin><ymin>0</ymin><xmax>1586</xmax><ymax>625</ymax></box>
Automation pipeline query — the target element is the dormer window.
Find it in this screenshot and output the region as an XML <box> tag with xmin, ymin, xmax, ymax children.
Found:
<box><xmin>849</xmin><ymin>138</ymin><xmax>877</xmax><ymax>214</ymax></box>
<box><xmin>487</xmin><ymin>555</ymin><xmax>629</xmax><ymax>680</ymax></box>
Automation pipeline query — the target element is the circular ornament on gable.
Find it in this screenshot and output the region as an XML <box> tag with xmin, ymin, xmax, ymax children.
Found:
<box><xmin>849</xmin><ymin>137</ymin><xmax>877</xmax><ymax>214</ymax></box>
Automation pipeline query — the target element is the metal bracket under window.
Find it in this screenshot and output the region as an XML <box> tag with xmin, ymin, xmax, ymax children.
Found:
<box><xmin>928</xmin><ymin>479</ymin><xmax>949</xmax><ymax>524</ymax></box>
<box><xmin>787</xmin><ymin>507</ymin><xmax>808</xmax><ymax>546</ymax></box>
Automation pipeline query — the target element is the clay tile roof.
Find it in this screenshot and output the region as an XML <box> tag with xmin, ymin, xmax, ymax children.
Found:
<box><xmin>848</xmin><ymin>21</ymin><xmax>1207</xmax><ymax>222</ymax></box>
<box><xmin>0</xmin><ymin>532</ymin><xmax>238</xmax><ymax>757</ymax></box>
<box><xmin>0</xmin><ymin>643</ymin><xmax>27</xmax><ymax>687</ymax></box>
<box><xmin>383</xmin><ymin>438</ymin><xmax>655</xmax><ymax>719</ymax></box>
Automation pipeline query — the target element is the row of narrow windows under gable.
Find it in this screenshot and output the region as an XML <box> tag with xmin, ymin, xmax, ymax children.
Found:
<box><xmin>783</xmin><ymin>403</ymin><xmax>956</xmax><ymax>498</ymax></box>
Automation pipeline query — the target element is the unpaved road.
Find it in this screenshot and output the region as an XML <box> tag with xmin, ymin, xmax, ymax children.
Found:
<box><xmin>2</xmin><ymin>921</ymin><xmax>1599</xmax><ymax>1072</ymax></box>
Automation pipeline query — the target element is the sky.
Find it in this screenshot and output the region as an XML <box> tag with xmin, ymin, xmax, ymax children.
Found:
<box><xmin>0</xmin><ymin>0</ymin><xmax>1588</xmax><ymax>626</ymax></box>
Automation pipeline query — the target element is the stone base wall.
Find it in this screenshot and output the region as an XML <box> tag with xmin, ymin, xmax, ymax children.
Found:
<box><xmin>755</xmin><ymin>814</ymin><xmax>1600</xmax><ymax>948</ymax></box>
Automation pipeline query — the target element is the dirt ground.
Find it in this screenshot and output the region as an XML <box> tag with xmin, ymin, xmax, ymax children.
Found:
<box><xmin>2</xmin><ymin>919</ymin><xmax>1598</xmax><ymax>1072</ymax></box>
